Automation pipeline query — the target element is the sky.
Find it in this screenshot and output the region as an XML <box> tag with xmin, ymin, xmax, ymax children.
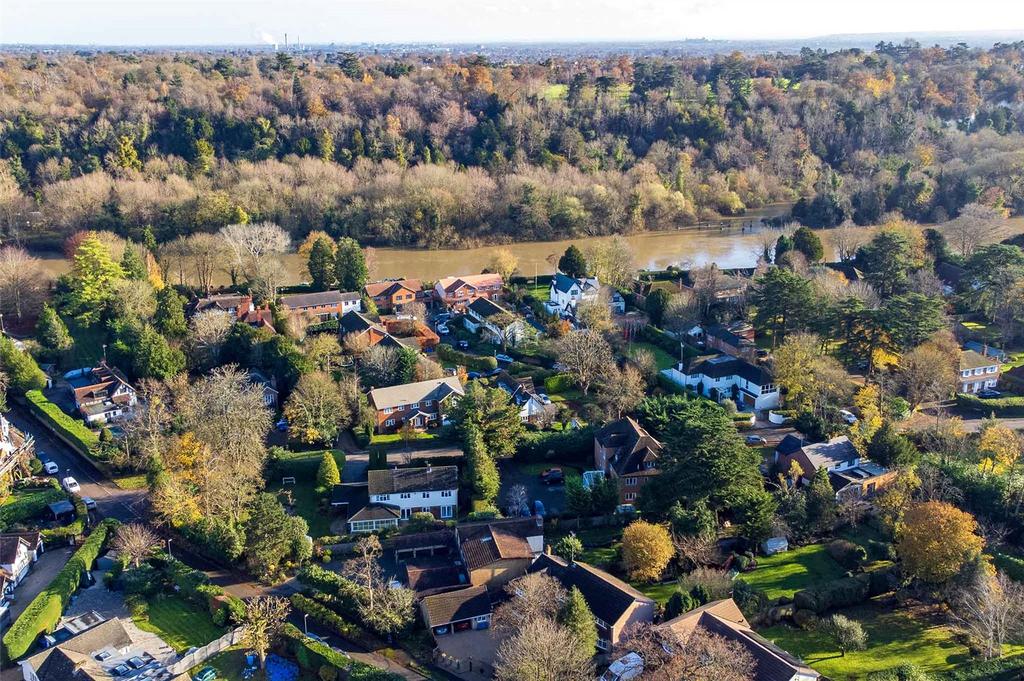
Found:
<box><xmin>3</xmin><ymin>0</ymin><xmax>1024</xmax><ymax>46</ymax></box>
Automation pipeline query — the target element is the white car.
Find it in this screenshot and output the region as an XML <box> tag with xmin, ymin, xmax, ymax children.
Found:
<box><xmin>40</xmin><ymin>458</ymin><xmax>59</xmax><ymax>475</ymax></box>
<box><xmin>61</xmin><ymin>476</ymin><xmax>81</xmax><ymax>494</ymax></box>
<box><xmin>839</xmin><ymin>409</ymin><xmax>858</xmax><ymax>425</ymax></box>
<box><xmin>436</xmin><ymin>323</ymin><xmax>450</xmax><ymax>335</ymax></box>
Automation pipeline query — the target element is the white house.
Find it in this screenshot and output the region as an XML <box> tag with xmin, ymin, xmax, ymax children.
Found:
<box><xmin>366</xmin><ymin>465</ymin><xmax>459</xmax><ymax>521</ymax></box>
<box><xmin>463</xmin><ymin>298</ymin><xmax>528</xmax><ymax>346</ymax></box>
<box><xmin>662</xmin><ymin>354</ymin><xmax>780</xmax><ymax>411</ymax></box>
<box><xmin>0</xmin><ymin>532</ymin><xmax>43</xmax><ymax>588</ymax></box>
<box><xmin>549</xmin><ymin>273</ymin><xmax>625</xmax><ymax>317</ymax></box>
<box><xmin>65</xmin><ymin>363</ymin><xmax>138</xmax><ymax>424</ymax></box>
<box><xmin>959</xmin><ymin>349</ymin><xmax>1000</xmax><ymax>393</ymax></box>
<box><xmin>493</xmin><ymin>371</ymin><xmax>554</xmax><ymax>424</ymax></box>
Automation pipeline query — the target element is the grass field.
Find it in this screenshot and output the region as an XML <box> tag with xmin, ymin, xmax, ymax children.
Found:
<box><xmin>627</xmin><ymin>342</ymin><xmax>677</xmax><ymax>371</ymax></box>
<box><xmin>740</xmin><ymin>543</ymin><xmax>847</xmax><ymax>600</ymax></box>
<box><xmin>638</xmin><ymin>580</ymin><xmax>679</xmax><ymax>605</ymax></box>
<box><xmin>135</xmin><ymin>595</ymin><xmax>225</xmax><ymax>652</ymax></box>
<box><xmin>759</xmin><ymin>602</ymin><xmax>1024</xmax><ymax>679</ymax></box>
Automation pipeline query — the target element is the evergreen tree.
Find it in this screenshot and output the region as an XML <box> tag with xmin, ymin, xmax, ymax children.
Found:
<box><xmin>141</xmin><ymin>225</ymin><xmax>158</xmax><ymax>253</ymax></box>
<box><xmin>463</xmin><ymin>422</ymin><xmax>500</xmax><ymax>503</ymax></box>
<box><xmin>112</xmin><ymin>321</ymin><xmax>186</xmax><ymax>380</ymax></box>
<box><xmin>560</xmin><ymin>586</ymin><xmax>598</xmax><ymax>655</ymax></box>
<box><xmin>35</xmin><ymin>304</ymin><xmax>73</xmax><ymax>354</ymax></box>
<box><xmin>335</xmin><ymin>237</ymin><xmax>369</xmax><ymax>291</ymax></box>
<box><xmin>68</xmin><ymin>233</ymin><xmax>125</xmax><ymax>325</ymax></box>
<box><xmin>867</xmin><ymin>422</ymin><xmax>920</xmax><ymax>469</ymax></box>
<box><xmin>558</xmin><ymin>245</ymin><xmax>588</xmax><ymax>279</ymax></box>
<box><xmin>792</xmin><ymin>227</ymin><xmax>825</xmax><ymax>262</ymax></box>
<box><xmin>451</xmin><ymin>382</ymin><xmax>525</xmax><ymax>459</ymax></box>
<box><xmin>316</xmin><ymin>452</ymin><xmax>341</xmax><ymax>493</ymax></box>
<box><xmin>806</xmin><ymin>467</ymin><xmax>839</xmax><ymax>534</ymax></box>
<box><xmin>750</xmin><ymin>267</ymin><xmax>816</xmax><ymax>346</ymax></box>
<box><xmin>0</xmin><ymin>336</ymin><xmax>47</xmax><ymax>394</ymax></box>
<box><xmin>154</xmin><ymin>287</ymin><xmax>188</xmax><ymax>338</ymax></box>
<box><xmin>121</xmin><ymin>245</ymin><xmax>147</xmax><ymax>280</ymax></box>
<box><xmin>645</xmin><ymin>288</ymin><xmax>672</xmax><ymax>327</ymax></box>
<box><xmin>308</xmin><ymin>237</ymin><xmax>336</xmax><ymax>291</ymax></box>
<box><xmin>775</xmin><ymin>234</ymin><xmax>794</xmax><ymax>260</ymax></box>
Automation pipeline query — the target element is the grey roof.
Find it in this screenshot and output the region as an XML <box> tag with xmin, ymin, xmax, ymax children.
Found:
<box><xmin>687</xmin><ymin>354</ymin><xmax>771</xmax><ymax>386</ymax></box>
<box><xmin>280</xmin><ymin>290</ymin><xmax>360</xmax><ymax>309</ymax></box>
<box><xmin>24</xmin><ymin>619</ymin><xmax>139</xmax><ymax>681</ymax></box>
<box><xmin>339</xmin><ymin>310</ymin><xmax>380</xmax><ymax>335</ymax></box>
<box><xmin>421</xmin><ymin>586</ymin><xmax>492</xmax><ymax>627</ymax></box>
<box><xmin>528</xmin><ymin>554</ymin><xmax>653</xmax><ymax>627</ymax></box>
<box><xmin>368</xmin><ymin>377</ymin><xmax>464</xmax><ymax>411</ymax></box>
<box><xmin>368</xmin><ymin>465</ymin><xmax>459</xmax><ymax>495</ymax></box>
<box><xmin>467</xmin><ymin>297</ymin><xmax>508</xmax><ymax>319</ymax></box>
<box><xmin>594</xmin><ymin>417</ymin><xmax>662</xmax><ymax>476</ymax></box>
<box><xmin>552</xmin><ymin>273</ymin><xmax>598</xmax><ymax>294</ymax></box>
<box><xmin>349</xmin><ymin>505</ymin><xmax>401</xmax><ymax>522</ymax></box>
<box><xmin>800</xmin><ymin>436</ymin><xmax>859</xmax><ymax>470</ymax></box>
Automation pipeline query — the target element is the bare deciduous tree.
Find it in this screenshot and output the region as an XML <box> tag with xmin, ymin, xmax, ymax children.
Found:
<box><xmin>494</xmin><ymin>573</ymin><xmax>567</xmax><ymax>629</ymax></box>
<box><xmin>241</xmin><ymin>596</ymin><xmax>291</xmax><ymax>669</ymax></box>
<box><xmin>344</xmin><ymin>535</ymin><xmax>416</xmax><ymax>638</ymax></box>
<box><xmin>597</xmin><ymin>364</ymin><xmax>645</xmax><ymax>419</ymax></box>
<box><xmin>946</xmin><ymin>203</ymin><xmax>1006</xmax><ymax>258</ymax></box>
<box><xmin>621</xmin><ymin>623</ymin><xmax>756</xmax><ymax>681</ymax></box>
<box><xmin>584</xmin><ymin>236</ymin><xmax>635</xmax><ymax>291</ymax></box>
<box><xmin>831</xmin><ymin>220</ymin><xmax>867</xmax><ymax>263</ymax></box>
<box><xmin>504</xmin><ymin>483</ymin><xmax>530</xmax><ymax>518</ymax></box>
<box><xmin>187</xmin><ymin>309</ymin><xmax>234</xmax><ymax>369</ymax></box>
<box><xmin>219</xmin><ymin>222</ymin><xmax>290</xmax><ymax>301</ymax></box>
<box><xmin>554</xmin><ymin>329</ymin><xmax>614</xmax><ymax>396</ymax></box>
<box><xmin>495</xmin><ymin>617</ymin><xmax>594</xmax><ymax>681</ymax></box>
<box><xmin>0</xmin><ymin>246</ymin><xmax>50</xmax><ymax>324</ymax></box>
<box><xmin>112</xmin><ymin>523</ymin><xmax>160</xmax><ymax>568</ymax></box>
<box><xmin>953</xmin><ymin>571</ymin><xmax>1024</xmax><ymax>660</ymax></box>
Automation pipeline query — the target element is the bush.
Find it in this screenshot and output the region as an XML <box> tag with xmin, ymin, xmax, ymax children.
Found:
<box><xmin>543</xmin><ymin>373</ymin><xmax>576</xmax><ymax>394</ymax></box>
<box><xmin>792</xmin><ymin>609</ymin><xmax>818</xmax><ymax>629</ymax></box>
<box><xmin>436</xmin><ymin>344</ymin><xmax>498</xmax><ymax>372</ymax></box>
<box><xmin>793</xmin><ymin>566</ymin><xmax>898</xmax><ymax>614</ymax></box>
<box><xmin>828</xmin><ymin>539</ymin><xmax>867</xmax><ymax>570</ymax></box>
<box><xmin>297</xmin><ymin>564</ymin><xmax>364</xmax><ymax>618</ymax></box>
<box><xmin>290</xmin><ymin>593</ymin><xmax>359</xmax><ymax>638</ymax></box>
<box><xmin>956</xmin><ymin>393</ymin><xmax>1024</xmax><ymax>416</ymax></box>
<box><xmin>517</xmin><ymin>427</ymin><xmax>595</xmax><ymax>462</ymax></box>
<box><xmin>24</xmin><ymin>390</ymin><xmax>100</xmax><ymax>457</ymax></box>
<box><xmin>731</xmin><ymin>579</ymin><xmax>768</xmax><ymax>616</ymax></box>
<box><xmin>3</xmin><ymin>519</ymin><xmax>119</xmax><ymax>660</ymax></box>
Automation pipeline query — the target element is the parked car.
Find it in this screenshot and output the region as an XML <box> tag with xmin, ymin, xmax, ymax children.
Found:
<box><xmin>436</xmin><ymin>323</ymin><xmax>450</xmax><ymax>335</ymax></box>
<box><xmin>541</xmin><ymin>468</ymin><xmax>563</xmax><ymax>485</ymax></box>
<box><xmin>839</xmin><ymin>409</ymin><xmax>858</xmax><ymax>425</ymax></box>
<box><xmin>82</xmin><ymin>497</ymin><xmax>97</xmax><ymax>511</ymax></box>
<box><xmin>600</xmin><ymin>652</ymin><xmax>644</xmax><ymax>681</ymax></box>
<box><xmin>39</xmin><ymin>457</ymin><xmax>59</xmax><ymax>475</ymax></box>
<box><xmin>537</xmin><ymin>392</ymin><xmax>552</xmax><ymax>405</ymax></box>
<box><xmin>533</xmin><ymin>499</ymin><xmax>545</xmax><ymax>517</ymax></box>
<box><xmin>978</xmin><ymin>389</ymin><xmax>1002</xmax><ymax>399</ymax></box>
<box><xmin>61</xmin><ymin>477</ymin><xmax>81</xmax><ymax>494</ymax></box>
<box><xmin>745</xmin><ymin>435</ymin><xmax>768</xmax><ymax>446</ymax></box>
<box><xmin>275</xmin><ymin>419</ymin><xmax>289</xmax><ymax>432</ymax></box>
<box><xmin>495</xmin><ymin>353</ymin><xmax>514</xmax><ymax>364</ymax></box>
<box><xmin>435</xmin><ymin>312</ymin><xmax>452</xmax><ymax>323</ymax></box>
<box><xmin>193</xmin><ymin>667</ymin><xmax>217</xmax><ymax>681</ymax></box>
<box><xmin>457</xmin><ymin>340</ymin><xmax>470</xmax><ymax>350</ymax></box>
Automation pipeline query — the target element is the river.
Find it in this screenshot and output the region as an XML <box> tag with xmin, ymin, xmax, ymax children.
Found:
<box><xmin>30</xmin><ymin>205</ymin><xmax>1024</xmax><ymax>284</ymax></box>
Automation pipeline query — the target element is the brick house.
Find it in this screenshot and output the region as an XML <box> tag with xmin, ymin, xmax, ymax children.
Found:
<box><xmin>190</xmin><ymin>292</ymin><xmax>276</xmax><ymax>332</ymax></box>
<box><xmin>367</xmin><ymin>377</ymin><xmax>464</xmax><ymax>434</ymax></box>
<box><xmin>65</xmin><ymin>363</ymin><xmax>138</xmax><ymax>424</ymax></box>
<box><xmin>456</xmin><ymin>517</ymin><xmax>544</xmax><ymax>590</ymax></box>
<box><xmin>364</xmin><ymin>279</ymin><xmax>424</xmax><ymax>312</ymax></box>
<box><xmin>367</xmin><ymin>465</ymin><xmax>459</xmax><ymax>520</ymax></box>
<box><xmin>594</xmin><ymin>417</ymin><xmax>662</xmax><ymax>506</ymax></box>
<box><xmin>434</xmin><ymin>273</ymin><xmax>504</xmax><ymax>311</ymax></box>
<box><xmin>774</xmin><ymin>434</ymin><xmax>895</xmax><ymax>502</ymax></box>
<box><xmin>279</xmin><ymin>290</ymin><xmax>361</xmax><ymax>321</ymax></box>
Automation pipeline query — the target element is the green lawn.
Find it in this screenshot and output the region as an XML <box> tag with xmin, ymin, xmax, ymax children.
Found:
<box><xmin>370</xmin><ymin>431</ymin><xmax>438</xmax><ymax>446</ymax></box>
<box><xmin>0</xmin><ymin>486</ymin><xmax>65</xmax><ymax>529</ymax></box>
<box><xmin>759</xmin><ymin>603</ymin><xmax>1024</xmax><ymax>680</ymax></box>
<box><xmin>112</xmin><ymin>473</ymin><xmax>148</xmax><ymax>490</ymax></box>
<box><xmin>638</xmin><ymin>580</ymin><xmax>678</xmax><ymax>605</ymax></box>
<box><xmin>740</xmin><ymin>543</ymin><xmax>847</xmax><ymax>600</ymax></box>
<box><xmin>627</xmin><ymin>342</ymin><xmax>677</xmax><ymax>371</ymax></box>
<box><xmin>67</xmin><ymin>320</ymin><xmax>107</xmax><ymax>367</ymax></box>
<box><xmin>269</xmin><ymin>478</ymin><xmax>333</xmax><ymax>538</ymax></box>
<box><xmin>134</xmin><ymin>595</ymin><xmax>225</xmax><ymax>652</ymax></box>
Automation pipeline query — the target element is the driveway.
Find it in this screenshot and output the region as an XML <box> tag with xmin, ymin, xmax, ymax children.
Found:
<box><xmin>3</xmin><ymin>546</ymin><xmax>73</xmax><ymax>623</ymax></box>
<box><xmin>498</xmin><ymin>460</ymin><xmax>566</xmax><ymax>517</ymax></box>
<box><xmin>7</xmin><ymin>404</ymin><xmax>146</xmax><ymax>523</ymax></box>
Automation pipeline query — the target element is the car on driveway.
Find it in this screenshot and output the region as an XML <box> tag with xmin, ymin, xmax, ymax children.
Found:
<box><xmin>193</xmin><ymin>667</ymin><xmax>217</xmax><ymax>681</ymax></box>
<box><xmin>839</xmin><ymin>409</ymin><xmax>859</xmax><ymax>424</ymax></box>
<box><xmin>978</xmin><ymin>389</ymin><xmax>1002</xmax><ymax>399</ymax></box>
<box><xmin>436</xmin><ymin>323</ymin><xmax>450</xmax><ymax>335</ymax></box>
<box><xmin>457</xmin><ymin>340</ymin><xmax>470</xmax><ymax>350</ymax></box>
<box><xmin>537</xmin><ymin>393</ymin><xmax>552</xmax><ymax>405</ymax></box>
<box><xmin>275</xmin><ymin>419</ymin><xmax>289</xmax><ymax>432</ymax></box>
<box><xmin>39</xmin><ymin>457</ymin><xmax>59</xmax><ymax>475</ymax></box>
<box><xmin>495</xmin><ymin>353</ymin><xmax>514</xmax><ymax>364</ymax></box>
<box><xmin>744</xmin><ymin>435</ymin><xmax>767</xmax><ymax>446</ymax></box>
<box><xmin>540</xmin><ymin>468</ymin><xmax>564</xmax><ymax>485</ymax></box>
<box><xmin>61</xmin><ymin>476</ymin><xmax>81</xmax><ymax>494</ymax></box>
<box><xmin>82</xmin><ymin>497</ymin><xmax>97</xmax><ymax>511</ymax></box>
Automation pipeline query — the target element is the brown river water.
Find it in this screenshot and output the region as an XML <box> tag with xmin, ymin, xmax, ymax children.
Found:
<box><xmin>30</xmin><ymin>205</ymin><xmax>1024</xmax><ymax>284</ymax></box>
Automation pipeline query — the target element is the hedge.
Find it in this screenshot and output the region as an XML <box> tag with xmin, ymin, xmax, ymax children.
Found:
<box><xmin>25</xmin><ymin>389</ymin><xmax>100</xmax><ymax>457</ymax></box>
<box><xmin>936</xmin><ymin>656</ymin><xmax>1024</xmax><ymax>681</ymax></box>
<box><xmin>281</xmin><ymin>624</ymin><xmax>403</xmax><ymax>681</ymax></box>
<box><xmin>40</xmin><ymin>496</ymin><xmax>89</xmax><ymax>543</ymax></box>
<box><xmin>290</xmin><ymin>593</ymin><xmax>361</xmax><ymax>639</ymax></box>
<box><xmin>956</xmin><ymin>393</ymin><xmax>1024</xmax><ymax>416</ymax></box>
<box><xmin>298</xmin><ymin>564</ymin><xmax>364</xmax><ymax>618</ymax></box>
<box><xmin>792</xmin><ymin>566</ymin><xmax>898</xmax><ymax>615</ymax></box>
<box><xmin>0</xmin><ymin>480</ymin><xmax>65</xmax><ymax>529</ymax></box>
<box><xmin>436</xmin><ymin>344</ymin><xmax>498</xmax><ymax>372</ymax></box>
<box><xmin>992</xmin><ymin>552</ymin><xmax>1024</xmax><ymax>582</ymax></box>
<box><xmin>516</xmin><ymin>427</ymin><xmax>595</xmax><ymax>463</ymax></box>
<box><xmin>268</xmin><ymin>449</ymin><xmax>346</xmax><ymax>481</ymax></box>
<box><xmin>543</xmin><ymin>373</ymin><xmax>576</xmax><ymax>394</ymax></box>
<box><xmin>3</xmin><ymin>518</ymin><xmax>119</xmax><ymax>660</ymax></box>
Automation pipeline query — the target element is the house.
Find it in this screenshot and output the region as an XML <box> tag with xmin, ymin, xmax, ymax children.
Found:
<box><xmin>380</xmin><ymin>317</ymin><xmax>441</xmax><ymax>351</ymax></box>
<box><xmin>434</xmin><ymin>274</ymin><xmax>504</xmax><ymax>311</ymax></box>
<box><xmin>593</xmin><ymin>418</ymin><xmax>661</xmax><ymax>506</ymax></box>
<box><xmin>493</xmin><ymin>372</ymin><xmax>554</xmax><ymax>424</ymax></box>
<box><xmin>331</xmin><ymin>483</ymin><xmax>402</xmax><ymax>534</ymax></box>
<box><xmin>0</xmin><ymin>532</ymin><xmax>43</xmax><ymax>588</ymax></box>
<box><xmin>364</xmin><ymin>279</ymin><xmax>424</xmax><ymax>313</ymax></box>
<box><xmin>340</xmin><ymin>310</ymin><xmax>433</xmax><ymax>353</ymax></box>
<box><xmin>548</xmin><ymin>273</ymin><xmax>625</xmax><ymax>318</ymax></box>
<box><xmin>247</xmin><ymin>370</ymin><xmax>278</xmax><ymax>408</ymax></box>
<box><xmin>367</xmin><ymin>465</ymin><xmax>459</xmax><ymax>520</ymax></box>
<box><xmin>367</xmin><ymin>377</ymin><xmax>464</xmax><ymax>434</ymax></box>
<box><xmin>0</xmin><ymin>414</ymin><xmax>34</xmax><ymax>484</ymax></box>
<box><xmin>662</xmin><ymin>354</ymin><xmax>779</xmax><ymax>411</ymax></box>
<box><xmin>657</xmin><ymin>598</ymin><xmax>820</xmax><ymax>681</ymax></box>
<box><xmin>774</xmin><ymin>434</ymin><xmax>895</xmax><ymax>501</ymax></box>
<box><xmin>420</xmin><ymin>585</ymin><xmax>493</xmax><ymax>638</ymax></box>
<box><xmin>632</xmin><ymin>278</ymin><xmax>684</xmax><ymax>307</ymax></box>
<box><xmin>190</xmin><ymin>293</ymin><xmax>275</xmax><ymax>332</ymax></box>
<box><xmin>19</xmin><ymin>617</ymin><xmax>185</xmax><ymax>681</ymax></box>
<box><xmin>279</xmin><ymin>290</ymin><xmax>361</xmax><ymax>321</ymax></box>
<box><xmin>529</xmin><ymin>554</ymin><xmax>655</xmax><ymax>651</ymax></box>
<box><xmin>682</xmin><ymin>271</ymin><xmax>750</xmax><ymax>306</ymax></box>
<box><xmin>65</xmin><ymin>363</ymin><xmax>138</xmax><ymax>424</ymax></box>
<box><xmin>959</xmin><ymin>349</ymin><xmax>1001</xmax><ymax>393</ymax></box>
<box><xmin>464</xmin><ymin>298</ymin><xmax>528</xmax><ymax>347</ymax></box>
<box><xmin>704</xmin><ymin>322</ymin><xmax>756</xmax><ymax>359</ymax></box>
<box><xmin>456</xmin><ymin>516</ymin><xmax>544</xmax><ymax>590</ymax></box>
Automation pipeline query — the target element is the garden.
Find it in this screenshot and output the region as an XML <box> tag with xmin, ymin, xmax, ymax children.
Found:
<box><xmin>133</xmin><ymin>594</ymin><xmax>226</xmax><ymax>652</ymax></box>
<box><xmin>266</xmin><ymin>448</ymin><xmax>346</xmax><ymax>538</ymax></box>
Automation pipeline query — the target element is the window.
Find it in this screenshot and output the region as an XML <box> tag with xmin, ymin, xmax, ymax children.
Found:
<box><xmin>401</xmin><ymin>508</ymin><xmax>410</xmax><ymax>519</ymax></box>
<box><xmin>411</xmin><ymin>402</ymin><xmax>420</xmax><ymax>409</ymax></box>
<box><xmin>441</xmin><ymin>506</ymin><xmax>453</xmax><ymax>519</ymax></box>
<box><xmin>625</xmin><ymin>492</ymin><xmax>636</xmax><ymax>501</ymax></box>
<box><xmin>624</xmin><ymin>477</ymin><xmax>638</xmax><ymax>486</ymax></box>
<box><xmin>987</xmin><ymin>366</ymin><xmax>997</xmax><ymax>373</ymax></box>
<box><xmin>384</xmin><ymin>407</ymin><xmax>394</xmax><ymax>414</ymax></box>
<box><xmin>594</xmin><ymin>617</ymin><xmax>608</xmax><ymax>629</ymax></box>
<box><xmin>385</xmin><ymin>419</ymin><xmax>395</xmax><ymax>427</ymax></box>
<box><xmin>400</xmin><ymin>493</ymin><xmax>412</xmax><ymax>499</ymax></box>
<box><xmin>374</xmin><ymin>495</ymin><xmax>388</xmax><ymax>502</ymax></box>
<box><xmin>597</xmin><ymin>639</ymin><xmax>610</xmax><ymax>651</ymax></box>
<box><xmin>441</xmin><ymin>490</ymin><xmax>453</xmax><ymax>498</ymax></box>
<box><xmin>422</xmin><ymin>492</ymin><xmax>430</xmax><ymax>499</ymax></box>
<box><xmin>961</xmin><ymin>370</ymin><xmax>970</xmax><ymax>377</ymax></box>
<box><xmin>424</xmin><ymin>400</ymin><xmax>433</xmax><ymax>406</ymax></box>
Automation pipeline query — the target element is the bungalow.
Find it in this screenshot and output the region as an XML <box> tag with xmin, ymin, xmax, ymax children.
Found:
<box><xmin>774</xmin><ymin>434</ymin><xmax>895</xmax><ymax>501</ymax></box>
<box><xmin>493</xmin><ymin>372</ymin><xmax>554</xmax><ymax>424</ymax></box>
<box><xmin>340</xmin><ymin>310</ymin><xmax>435</xmax><ymax>353</ymax></box>
<box><xmin>434</xmin><ymin>273</ymin><xmax>504</xmax><ymax>311</ymax></box>
<box><xmin>464</xmin><ymin>298</ymin><xmax>528</xmax><ymax>346</ymax></box>
<box><xmin>529</xmin><ymin>553</ymin><xmax>656</xmax><ymax>651</ymax></box>
<box><xmin>959</xmin><ymin>349</ymin><xmax>1000</xmax><ymax>394</ymax></box>
<box><xmin>593</xmin><ymin>417</ymin><xmax>661</xmax><ymax>506</ymax></box>
<box><xmin>367</xmin><ymin>465</ymin><xmax>459</xmax><ymax>520</ymax></box>
<box><xmin>456</xmin><ymin>516</ymin><xmax>544</xmax><ymax>590</ymax></box>
<box><xmin>364</xmin><ymin>279</ymin><xmax>424</xmax><ymax>313</ymax></box>
<box><xmin>420</xmin><ymin>585</ymin><xmax>493</xmax><ymax>638</ymax></box>
<box><xmin>279</xmin><ymin>290</ymin><xmax>361</xmax><ymax>321</ymax></box>
<box><xmin>548</xmin><ymin>273</ymin><xmax>626</xmax><ymax>318</ymax></box>
<box><xmin>367</xmin><ymin>377</ymin><xmax>464</xmax><ymax>434</ymax></box>
<box><xmin>657</xmin><ymin>598</ymin><xmax>820</xmax><ymax>681</ymax></box>
<box><xmin>66</xmin><ymin>363</ymin><xmax>138</xmax><ymax>424</ymax></box>
<box><xmin>0</xmin><ymin>531</ymin><xmax>43</xmax><ymax>588</ymax></box>
<box><xmin>661</xmin><ymin>354</ymin><xmax>779</xmax><ymax>411</ymax></box>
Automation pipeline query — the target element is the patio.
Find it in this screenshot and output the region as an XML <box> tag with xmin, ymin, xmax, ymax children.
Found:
<box><xmin>433</xmin><ymin>628</ymin><xmax>505</xmax><ymax>681</ymax></box>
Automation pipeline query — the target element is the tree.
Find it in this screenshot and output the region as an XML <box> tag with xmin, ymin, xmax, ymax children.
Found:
<box><xmin>896</xmin><ymin>501</ymin><xmax>984</xmax><ymax>583</ymax></box>
<box><xmin>307</xmin><ymin>236</ymin><xmax>336</xmax><ymax>291</ymax></box>
<box><xmin>554</xmin><ymin>534</ymin><xmax>584</xmax><ymax>563</ymax></box>
<box><xmin>792</xmin><ymin>226</ymin><xmax>824</xmax><ymax>262</ymax></box>
<box><xmin>832</xmin><ymin>221</ymin><xmax>865</xmax><ymax>263</ymax></box>
<box><xmin>0</xmin><ymin>246</ymin><xmax>49</xmax><ymax>325</ymax></box>
<box><xmin>219</xmin><ymin>222</ymin><xmax>290</xmax><ymax>302</ymax></box>
<box><xmin>153</xmin><ymin>286</ymin><xmax>187</xmax><ymax>338</ymax></box>
<box><xmin>558</xmin><ymin>245</ymin><xmax>588</xmax><ymax>279</ymax></box>
<box><xmin>560</xmin><ymin>586</ymin><xmax>598</xmax><ymax>655</ymax></box>
<box><xmin>0</xmin><ymin>336</ymin><xmax>47</xmax><ymax>394</ymax></box>
<box><xmin>806</xmin><ymin>467</ymin><xmax>838</xmax><ymax>534</ymax></box>
<box><xmin>947</xmin><ymin>203</ymin><xmax>1005</xmax><ymax>258</ymax></box>
<box><xmin>241</xmin><ymin>596</ymin><xmax>291</xmax><ymax>669</ymax></box>
<box><xmin>67</xmin><ymin>232</ymin><xmax>125</xmax><ymax>325</ymax></box>
<box><xmin>952</xmin><ymin>570</ymin><xmax>1024</xmax><ymax>660</ymax></box>
<box><xmin>504</xmin><ymin>484</ymin><xmax>530</xmax><ymax>517</ymax></box>
<box><xmin>305</xmin><ymin>334</ymin><xmax>341</xmax><ymax>372</ymax></box>
<box><xmin>316</xmin><ymin>452</ymin><xmax>341</xmax><ymax>493</ymax></box>
<box><xmin>452</xmin><ymin>382</ymin><xmax>524</xmax><ymax>459</ymax></box>
<box><xmin>867</xmin><ymin>422</ymin><xmax>920</xmax><ymax>469</ymax></box>
<box><xmin>111</xmin><ymin>523</ymin><xmax>160</xmax><ymax>569</ymax></box>
<box><xmin>771</xmin><ymin>332</ymin><xmax>851</xmax><ymax>412</ymax></box>
<box><xmin>857</xmin><ymin>229</ymin><xmax>915</xmax><ymax>297</ymax></box>
<box><xmin>488</xmin><ymin>248</ymin><xmax>519</xmax><ymax>281</ymax></box>
<box><xmin>621</xmin><ymin>520</ymin><xmax>674</xmax><ymax>583</ymax></box>
<box><xmin>495</xmin><ymin>618</ymin><xmax>594</xmax><ymax>681</ymax></box>
<box><xmin>284</xmin><ymin>372</ymin><xmax>350</xmax><ymax>445</ymax></box>
<box><xmin>187</xmin><ymin>310</ymin><xmax>234</xmax><ymax>370</ymax></box>
<box><xmin>554</xmin><ymin>329</ymin><xmax>614</xmax><ymax>396</ymax></box>
<box><xmin>345</xmin><ymin>535</ymin><xmax>416</xmax><ymax>637</ymax></box>
<box><xmin>35</xmin><ymin>304</ymin><xmax>73</xmax><ymax>355</ymax></box>
<box><xmin>596</xmin><ymin>365</ymin><xmax>645</xmax><ymax>419</ymax></box>
<box><xmin>111</xmin><ymin>322</ymin><xmax>186</xmax><ymax>380</ymax></box>
<box><xmin>623</xmin><ymin>623</ymin><xmax>756</xmax><ymax>681</ymax></box>
<box><xmin>821</xmin><ymin>614</ymin><xmax>868</xmax><ymax>656</ymax></box>
<box><xmin>899</xmin><ymin>335</ymin><xmax>957</xmax><ymax>408</ymax></box>
<box><xmin>243</xmin><ymin>493</ymin><xmax>308</xmax><ymax>579</ymax></box>
<box><xmin>751</xmin><ymin>267</ymin><xmax>816</xmax><ymax>346</ymax></box>
<box><xmin>463</xmin><ymin>422</ymin><xmax>500</xmax><ymax>503</ymax></box>
<box><xmin>121</xmin><ymin>245</ymin><xmax>147</xmax><ymax>281</ymax></box>
<box><xmin>335</xmin><ymin>237</ymin><xmax>369</xmax><ymax>291</ymax></box>
<box><xmin>585</xmin><ymin>236</ymin><xmax>635</xmax><ymax>290</ymax></box>
<box><xmin>977</xmin><ymin>421</ymin><xmax>1022</xmax><ymax>476</ymax></box>
<box><xmin>645</xmin><ymin>288</ymin><xmax>672</xmax><ymax>327</ymax></box>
